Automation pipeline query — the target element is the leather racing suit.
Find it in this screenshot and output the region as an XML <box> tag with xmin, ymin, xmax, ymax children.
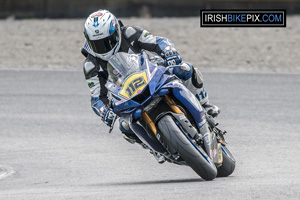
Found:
<box><xmin>81</xmin><ymin>21</ymin><xmax>209</xmax><ymax>138</ymax></box>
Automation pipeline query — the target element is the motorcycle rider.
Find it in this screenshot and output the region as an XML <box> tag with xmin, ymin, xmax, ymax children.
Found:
<box><xmin>81</xmin><ymin>10</ymin><xmax>220</xmax><ymax>163</ymax></box>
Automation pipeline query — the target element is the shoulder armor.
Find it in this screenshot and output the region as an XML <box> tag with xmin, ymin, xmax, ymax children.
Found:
<box><xmin>122</xmin><ymin>26</ymin><xmax>143</xmax><ymax>39</ymax></box>
<box><xmin>84</xmin><ymin>61</ymin><xmax>95</xmax><ymax>74</ymax></box>
<box><xmin>123</xmin><ymin>26</ymin><xmax>137</xmax><ymax>39</ymax></box>
<box><xmin>83</xmin><ymin>55</ymin><xmax>101</xmax><ymax>79</ymax></box>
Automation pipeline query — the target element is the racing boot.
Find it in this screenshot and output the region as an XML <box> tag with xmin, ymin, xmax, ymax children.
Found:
<box><xmin>198</xmin><ymin>88</ymin><xmax>220</xmax><ymax>118</ymax></box>
<box><xmin>202</xmin><ymin>102</ymin><xmax>220</xmax><ymax>118</ymax></box>
<box><xmin>181</xmin><ymin>64</ymin><xmax>220</xmax><ymax>117</ymax></box>
<box><xmin>150</xmin><ymin>150</ymin><xmax>166</xmax><ymax>164</ymax></box>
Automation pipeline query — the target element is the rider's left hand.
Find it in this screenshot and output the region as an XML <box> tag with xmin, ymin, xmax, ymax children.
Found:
<box><xmin>99</xmin><ymin>106</ymin><xmax>116</xmax><ymax>127</ymax></box>
<box><xmin>161</xmin><ymin>46</ymin><xmax>182</xmax><ymax>66</ymax></box>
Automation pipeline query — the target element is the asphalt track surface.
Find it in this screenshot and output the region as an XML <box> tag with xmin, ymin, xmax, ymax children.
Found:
<box><xmin>0</xmin><ymin>70</ymin><xmax>299</xmax><ymax>200</ymax></box>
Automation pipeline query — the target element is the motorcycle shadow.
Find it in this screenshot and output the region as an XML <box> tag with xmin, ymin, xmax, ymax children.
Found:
<box><xmin>105</xmin><ymin>178</ymin><xmax>204</xmax><ymax>186</ymax></box>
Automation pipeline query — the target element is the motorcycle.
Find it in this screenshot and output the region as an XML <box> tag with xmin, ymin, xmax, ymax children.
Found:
<box><xmin>106</xmin><ymin>52</ymin><xmax>235</xmax><ymax>180</ymax></box>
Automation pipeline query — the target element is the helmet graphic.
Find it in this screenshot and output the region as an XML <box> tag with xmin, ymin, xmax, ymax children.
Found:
<box><xmin>84</xmin><ymin>10</ymin><xmax>122</xmax><ymax>61</ymax></box>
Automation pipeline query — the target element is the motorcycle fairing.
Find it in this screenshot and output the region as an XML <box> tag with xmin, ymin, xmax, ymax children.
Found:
<box><xmin>160</xmin><ymin>81</ymin><xmax>207</xmax><ymax>131</ymax></box>
<box><xmin>106</xmin><ymin>52</ymin><xmax>208</xmax><ymax>155</ymax></box>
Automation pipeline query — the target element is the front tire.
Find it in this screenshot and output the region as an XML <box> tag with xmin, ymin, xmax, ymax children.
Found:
<box><xmin>157</xmin><ymin>115</ymin><xmax>217</xmax><ymax>180</ymax></box>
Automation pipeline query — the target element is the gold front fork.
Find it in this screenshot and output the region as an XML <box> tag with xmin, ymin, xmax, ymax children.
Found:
<box><xmin>163</xmin><ymin>95</ymin><xmax>183</xmax><ymax>114</ymax></box>
<box><xmin>141</xmin><ymin>95</ymin><xmax>183</xmax><ymax>136</ymax></box>
<box><xmin>142</xmin><ymin>112</ymin><xmax>157</xmax><ymax>135</ymax></box>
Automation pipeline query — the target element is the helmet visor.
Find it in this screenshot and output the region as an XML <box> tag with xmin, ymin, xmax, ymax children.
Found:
<box><xmin>87</xmin><ymin>29</ymin><xmax>119</xmax><ymax>54</ymax></box>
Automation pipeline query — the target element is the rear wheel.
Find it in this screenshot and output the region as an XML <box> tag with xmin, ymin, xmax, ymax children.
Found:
<box><xmin>217</xmin><ymin>146</ymin><xmax>236</xmax><ymax>177</ymax></box>
<box><xmin>157</xmin><ymin>115</ymin><xmax>217</xmax><ymax>180</ymax></box>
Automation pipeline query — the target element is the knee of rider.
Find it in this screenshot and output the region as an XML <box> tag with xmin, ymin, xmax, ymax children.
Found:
<box><xmin>119</xmin><ymin>118</ymin><xmax>134</xmax><ymax>134</ymax></box>
<box><xmin>173</xmin><ymin>62</ymin><xmax>193</xmax><ymax>81</ymax></box>
<box><xmin>191</xmin><ymin>65</ymin><xmax>204</xmax><ymax>88</ymax></box>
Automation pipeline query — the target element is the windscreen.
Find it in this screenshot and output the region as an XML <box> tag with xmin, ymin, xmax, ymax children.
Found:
<box><xmin>107</xmin><ymin>53</ymin><xmax>142</xmax><ymax>87</ymax></box>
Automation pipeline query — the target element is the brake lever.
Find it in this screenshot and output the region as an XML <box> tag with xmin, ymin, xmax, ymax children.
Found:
<box><xmin>109</xmin><ymin>114</ymin><xmax>118</xmax><ymax>134</ymax></box>
<box><xmin>108</xmin><ymin>98</ymin><xmax>117</xmax><ymax>133</ymax></box>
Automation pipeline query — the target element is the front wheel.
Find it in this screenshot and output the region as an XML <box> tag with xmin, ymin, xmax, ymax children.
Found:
<box><xmin>157</xmin><ymin>115</ymin><xmax>217</xmax><ymax>180</ymax></box>
<box><xmin>217</xmin><ymin>146</ymin><xmax>236</xmax><ymax>177</ymax></box>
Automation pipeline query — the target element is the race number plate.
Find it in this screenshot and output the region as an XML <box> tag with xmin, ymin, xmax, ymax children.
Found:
<box><xmin>119</xmin><ymin>70</ymin><xmax>148</xmax><ymax>99</ymax></box>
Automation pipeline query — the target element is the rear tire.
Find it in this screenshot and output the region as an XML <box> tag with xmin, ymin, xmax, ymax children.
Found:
<box><xmin>217</xmin><ymin>146</ymin><xmax>236</xmax><ymax>177</ymax></box>
<box><xmin>157</xmin><ymin>115</ymin><xmax>217</xmax><ymax>180</ymax></box>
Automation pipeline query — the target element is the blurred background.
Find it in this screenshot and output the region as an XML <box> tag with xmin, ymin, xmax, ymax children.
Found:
<box><xmin>0</xmin><ymin>0</ymin><xmax>299</xmax><ymax>73</ymax></box>
<box><xmin>1</xmin><ymin>2</ymin><xmax>300</xmax><ymax>199</ymax></box>
<box><xmin>1</xmin><ymin>0</ymin><xmax>300</xmax><ymax>18</ymax></box>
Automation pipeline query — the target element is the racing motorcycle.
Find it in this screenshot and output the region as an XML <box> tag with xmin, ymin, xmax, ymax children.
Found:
<box><xmin>106</xmin><ymin>52</ymin><xmax>235</xmax><ymax>180</ymax></box>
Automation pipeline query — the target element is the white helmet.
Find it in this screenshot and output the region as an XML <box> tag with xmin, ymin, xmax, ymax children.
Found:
<box><xmin>84</xmin><ymin>10</ymin><xmax>122</xmax><ymax>61</ymax></box>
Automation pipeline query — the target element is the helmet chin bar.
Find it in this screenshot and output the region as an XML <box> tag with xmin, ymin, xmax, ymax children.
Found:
<box><xmin>95</xmin><ymin>40</ymin><xmax>121</xmax><ymax>61</ymax></box>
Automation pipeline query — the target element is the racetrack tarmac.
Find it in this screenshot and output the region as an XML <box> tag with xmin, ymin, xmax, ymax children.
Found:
<box><xmin>0</xmin><ymin>70</ymin><xmax>300</xmax><ymax>200</ymax></box>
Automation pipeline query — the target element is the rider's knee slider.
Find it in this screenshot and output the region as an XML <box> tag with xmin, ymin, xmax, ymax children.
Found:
<box><xmin>119</xmin><ymin>118</ymin><xmax>135</xmax><ymax>134</ymax></box>
<box><xmin>173</xmin><ymin>62</ymin><xmax>193</xmax><ymax>81</ymax></box>
<box><xmin>191</xmin><ymin>66</ymin><xmax>204</xmax><ymax>88</ymax></box>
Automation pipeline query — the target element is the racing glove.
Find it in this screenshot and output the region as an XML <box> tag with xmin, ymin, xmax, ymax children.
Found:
<box><xmin>99</xmin><ymin>106</ymin><xmax>116</xmax><ymax>126</ymax></box>
<box><xmin>161</xmin><ymin>46</ymin><xmax>182</xmax><ymax>66</ymax></box>
<box><xmin>150</xmin><ymin>56</ymin><xmax>166</xmax><ymax>66</ymax></box>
